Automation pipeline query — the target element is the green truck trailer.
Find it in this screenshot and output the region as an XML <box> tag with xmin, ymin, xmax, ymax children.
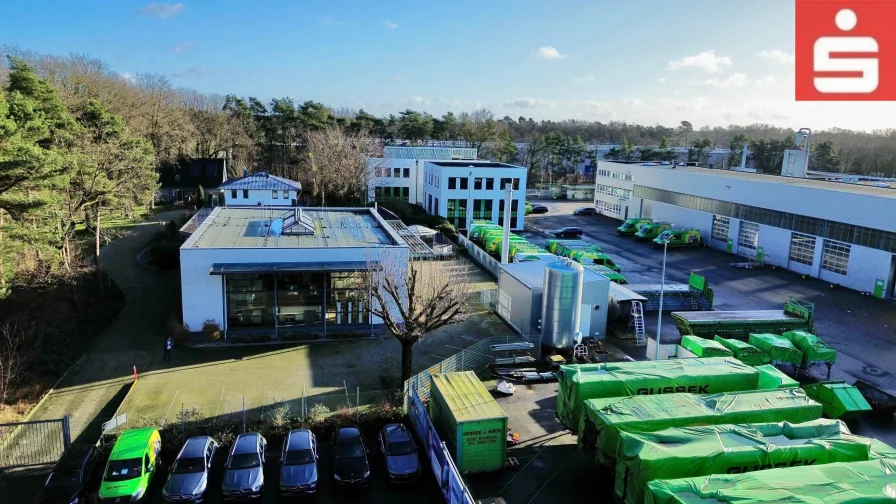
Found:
<box><xmin>645</xmin><ymin>458</ymin><xmax>896</xmax><ymax>504</ymax></box>
<box><xmin>429</xmin><ymin>371</ymin><xmax>508</xmax><ymax>474</ymax></box>
<box><xmin>672</xmin><ymin>298</ymin><xmax>815</xmax><ymax>339</ymax></box>
<box><xmin>578</xmin><ymin>388</ymin><xmax>823</xmax><ymax>468</ymax></box>
<box><xmin>615</xmin><ymin>419</ymin><xmax>887</xmax><ymax>504</ymax></box>
<box><xmin>556</xmin><ymin>358</ymin><xmax>766</xmax><ymax>432</ymax></box>
<box><xmin>617</xmin><ymin>217</ymin><xmax>652</xmax><ymax>236</ymax></box>
<box><xmin>634</xmin><ymin>222</ymin><xmax>672</xmax><ymax>242</ymax></box>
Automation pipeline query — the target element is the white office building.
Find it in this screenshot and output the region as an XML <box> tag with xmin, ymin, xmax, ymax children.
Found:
<box><xmin>220</xmin><ymin>172</ymin><xmax>302</xmax><ymax>207</ymax></box>
<box><xmin>422</xmin><ymin>160</ymin><xmax>528</xmax><ymax>231</ymax></box>
<box><xmin>592</xmin><ymin>159</ymin><xmax>896</xmax><ymax>297</ymax></box>
<box><xmin>367</xmin><ymin>146</ymin><xmax>477</xmax><ymax>205</ymax></box>
<box><xmin>180</xmin><ymin>206</ymin><xmax>409</xmax><ymax>338</ymax></box>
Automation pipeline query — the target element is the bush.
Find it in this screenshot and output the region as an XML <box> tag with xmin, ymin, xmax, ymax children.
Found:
<box><xmin>308</xmin><ymin>403</ymin><xmax>331</xmax><ymax>423</ymax></box>
<box><xmin>202</xmin><ymin>319</ymin><xmax>222</xmax><ymax>342</ymax></box>
<box><xmin>167</xmin><ymin>317</ymin><xmax>191</xmax><ymax>345</ymax></box>
<box><xmin>378</xmin><ymin>354</ymin><xmax>400</xmax><ymax>389</ymax></box>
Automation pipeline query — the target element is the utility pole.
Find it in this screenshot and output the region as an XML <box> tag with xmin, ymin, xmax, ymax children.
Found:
<box><xmin>501</xmin><ymin>183</ymin><xmax>513</xmax><ymax>264</ymax></box>
<box><xmin>654</xmin><ymin>237</ymin><xmax>670</xmax><ymax>361</ymax></box>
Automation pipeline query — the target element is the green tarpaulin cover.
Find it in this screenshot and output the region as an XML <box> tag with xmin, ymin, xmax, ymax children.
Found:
<box><xmin>556</xmin><ymin>358</ymin><xmax>761</xmax><ymax>432</ymax></box>
<box><xmin>615</xmin><ymin>419</ymin><xmax>887</xmax><ymax>504</ymax></box>
<box><xmin>803</xmin><ymin>381</ymin><xmax>873</xmax><ymax>419</ymax></box>
<box><xmin>748</xmin><ymin>333</ymin><xmax>803</xmax><ymax>366</ymax></box>
<box><xmin>714</xmin><ymin>336</ymin><xmax>770</xmax><ymax>365</ymax></box>
<box><xmin>579</xmin><ymin>388</ymin><xmax>823</xmax><ymax>468</ymax></box>
<box><xmin>645</xmin><ymin>458</ymin><xmax>896</xmax><ymax>504</ymax></box>
<box><xmin>755</xmin><ymin>365</ymin><xmax>799</xmax><ymax>390</ymax></box>
<box><xmin>680</xmin><ymin>336</ymin><xmax>733</xmax><ymax>358</ymax></box>
<box><xmin>781</xmin><ymin>330</ymin><xmax>837</xmax><ymax>366</ymax></box>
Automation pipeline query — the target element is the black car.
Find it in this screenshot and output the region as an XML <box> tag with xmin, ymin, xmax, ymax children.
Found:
<box><xmin>222</xmin><ymin>432</ymin><xmax>267</xmax><ymax>501</ymax></box>
<box><xmin>162</xmin><ymin>435</ymin><xmax>218</xmax><ymax>503</ymax></box>
<box><xmin>38</xmin><ymin>444</ymin><xmax>99</xmax><ymax>504</ymax></box>
<box><xmin>530</xmin><ymin>204</ymin><xmax>549</xmax><ymax>214</ymax></box>
<box><xmin>553</xmin><ymin>227</ymin><xmax>584</xmax><ymax>238</ymax></box>
<box><xmin>332</xmin><ymin>426</ymin><xmax>370</xmax><ymax>487</ymax></box>
<box><xmin>379</xmin><ymin>424</ymin><xmax>421</xmax><ymax>483</ymax></box>
<box><xmin>573</xmin><ymin>207</ymin><xmax>598</xmax><ymax>216</ymax></box>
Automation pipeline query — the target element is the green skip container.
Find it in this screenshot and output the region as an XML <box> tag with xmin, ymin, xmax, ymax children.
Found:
<box><xmin>429</xmin><ymin>371</ymin><xmax>508</xmax><ymax>474</ymax></box>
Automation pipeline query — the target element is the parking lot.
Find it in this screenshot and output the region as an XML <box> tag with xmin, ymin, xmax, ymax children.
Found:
<box><xmin>455</xmin><ymin>200</ymin><xmax>896</xmax><ymax>503</ymax></box>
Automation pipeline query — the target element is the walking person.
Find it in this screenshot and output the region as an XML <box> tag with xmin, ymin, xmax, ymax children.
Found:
<box><xmin>163</xmin><ymin>336</ymin><xmax>173</xmax><ymax>363</ymax></box>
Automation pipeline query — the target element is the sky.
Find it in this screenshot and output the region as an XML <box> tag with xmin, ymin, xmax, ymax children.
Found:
<box><xmin>2</xmin><ymin>0</ymin><xmax>893</xmax><ymax>131</ymax></box>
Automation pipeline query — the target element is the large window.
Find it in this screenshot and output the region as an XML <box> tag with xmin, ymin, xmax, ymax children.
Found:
<box><xmin>447</xmin><ymin>199</ymin><xmax>467</xmax><ymax>219</ymax></box>
<box><xmin>277</xmin><ymin>272</ymin><xmax>324</xmax><ymax>326</ymax></box>
<box><xmin>821</xmin><ymin>240</ymin><xmax>850</xmax><ymax>275</ymax></box>
<box><xmin>789</xmin><ymin>233</ymin><xmax>816</xmax><ymax>265</ymax></box>
<box><xmin>596</xmin><ymin>184</ymin><xmax>632</xmax><ymax>200</ymax></box>
<box><xmin>226</xmin><ymin>275</ymin><xmax>275</xmax><ymax>328</ymax></box>
<box><xmin>327</xmin><ymin>272</ymin><xmax>369</xmax><ymax>325</ymax></box>
<box><xmin>472</xmin><ymin>199</ymin><xmax>493</xmax><ymax>220</ymax></box>
<box><xmin>595</xmin><ymin>200</ymin><xmax>621</xmax><ymax>216</ymax></box>
<box><xmin>738</xmin><ymin>222</ymin><xmax>759</xmax><ymax>251</ymax></box>
<box><xmin>711</xmin><ymin>216</ymin><xmax>730</xmax><ymax>242</ymax></box>
<box><xmin>633</xmin><ymin>185</ymin><xmax>896</xmax><ymax>254</ymax></box>
<box><xmin>374</xmin><ymin>187</ymin><xmax>409</xmax><ymax>202</ymax></box>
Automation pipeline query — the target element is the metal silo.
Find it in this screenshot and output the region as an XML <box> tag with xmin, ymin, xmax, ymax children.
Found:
<box><xmin>541</xmin><ymin>259</ymin><xmax>584</xmax><ymax>350</ymax></box>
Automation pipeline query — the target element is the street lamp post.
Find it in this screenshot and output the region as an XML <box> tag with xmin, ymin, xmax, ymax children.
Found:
<box><xmin>466</xmin><ymin>170</ymin><xmax>473</xmax><ymax>233</ymax></box>
<box><xmin>654</xmin><ymin>237</ymin><xmax>670</xmax><ymax>361</ymax></box>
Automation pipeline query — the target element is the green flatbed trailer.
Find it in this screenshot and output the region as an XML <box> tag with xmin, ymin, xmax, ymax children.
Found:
<box><xmin>672</xmin><ymin>298</ymin><xmax>814</xmax><ymax>339</ymax></box>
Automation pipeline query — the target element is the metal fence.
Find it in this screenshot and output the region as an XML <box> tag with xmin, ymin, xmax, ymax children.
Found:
<box><xmin>0</xmin><ymin>416</ymin><xmax>71</xmax><ymax>469</ymax></box>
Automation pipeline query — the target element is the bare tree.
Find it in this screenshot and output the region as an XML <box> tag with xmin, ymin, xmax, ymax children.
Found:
<box><xmin>0</xmin><ymin>322</ymin><xmax>27</xmax><ymax>404</ymax></box>
<box><xmin>301</xmin><ymin>125</ymin><xmax>381</xmax><ymax>206</ymax></box>
<box><xmin>365</xmin><ymin>254</ymin><xmax>473</xmax><ymax>384</ymax></box>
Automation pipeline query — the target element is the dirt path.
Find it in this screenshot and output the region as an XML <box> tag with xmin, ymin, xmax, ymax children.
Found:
<box><xmin>24</xmin><ymin>209</ymin><xmax>188</xmax><ymax>442</ymax></box>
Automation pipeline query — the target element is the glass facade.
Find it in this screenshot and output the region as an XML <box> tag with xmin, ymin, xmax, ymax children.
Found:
<box><xmin>225</xmin><ymin>272</ymin><xmax>369</xmax><ymax>332</ymax></box>
<box><xmin>634</xmin><ymin>186</ymin><xmax>896</xmax><ymax>254</ymax></box>
<box><xmin>374</xmin><ymin>186</ymin><xmax>409</xmax><ymax>203</ymax></box>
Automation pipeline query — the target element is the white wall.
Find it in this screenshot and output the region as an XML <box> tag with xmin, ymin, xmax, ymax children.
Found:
<box><xmin>650</xmin><ymin>202</ymin><xmax>714</xmax><ymax>243</ymax></box>
<box><xmin>367</xmin><ymin>158</ymin><xmax>422</xmax><ymax>205</ymax></box>
<box><xmin>224</xmin><ymin>189</ymin><xmax>297</xmax><ymax>207</ymax></box>
<box><xmin>180</xmin><ymin>245</ymin><xmax>409</xmax><ymax>330</ymax></box>
<box><xmin>839</xmin><ymin>245</ymin><xmax>893</xmax><ymax>293</ymax></box>
<box><xmin>424</xmin><ymin>163</ymin><xmax>528</xmax><ymax>230</ymax></box>
<box><xmin>755</xmin><ymin>225</ymin><xmax>792</xmax><ymax>268</ymax></box>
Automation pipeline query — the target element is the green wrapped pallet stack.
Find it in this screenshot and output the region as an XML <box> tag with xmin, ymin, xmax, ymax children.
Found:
<box><xmin>754</xmin><ymin>364</ymin><xmax>799</xmax><ymax>389</ymax></box>
<box><xmin>645</xmin><ymin>458</ymin><xmax>896</xmax><ymax>504</ymax></box>
<box><xmin>803</xmin><ymin>381</ymin><xmax>873</xmax><ymax>419</ymax></box>
<box><xmin>614</xmin><ymin>419</ymin><xmax>892</xmax><ymax>504</ymax></box>
<box><xmin>782</xmin><ymin>330</ymin><xmax>837</xmax><ymax>367</ymax></box>
<box><xmin>578</xmin><ymin>388</ymin><xmax>823</xmax><ymax>468</ymax></box>
<box><xmin>556</xmin><ymin>358</ymin><xmax>763</xmax><ymax>432</ymax></box>
<box><xmin>680</xmin><ymin>335</ymin><xmax>734</xmax><ymax>357</ymax></box>
<box><xmin>713</xmin><ymin>336</ymin><xmax>770</xmax><ymax>365</ymax></box>
<box><xmin>748</xmin><ymin>333</ymin><xmax>803</xmax><ymax>366</ymax></box>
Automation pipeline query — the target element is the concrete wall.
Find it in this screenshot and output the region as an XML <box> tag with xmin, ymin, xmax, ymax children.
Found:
<box><xmin>497</xmin><ymin>270</ymin><xmax>540</xmax><ymax>333</ymax></box>
<box><xmin>179</xmin><ymin>245</ymin><xmax>409</xmax><ymax>330</ymax></box>
<box><xmin>224</xmin><ymin>189</ymin><xmax>297</xmax><ymax>207</ymax></box>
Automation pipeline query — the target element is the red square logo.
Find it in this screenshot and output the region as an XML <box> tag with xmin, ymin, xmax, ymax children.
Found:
<box><xmin>795</xmin><ymin>0</ymin><xmax>896</xmax><ymax>101</ymax></box>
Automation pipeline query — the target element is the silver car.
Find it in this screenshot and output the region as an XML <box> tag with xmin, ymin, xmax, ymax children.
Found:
<box><xmin>222</xmin><ymin>432</ymin><xmax>267</xmax><ymax>501</ymax></box>
<box><xmin>279</xmin><ymin>429</ymin><xmax>319</xmax><ymax>496</ymax></box>
<box><xmin>162</xmin><ymin>436</ymin><xmax>217</xmax><ymax>502</ymax></box>
<box><xmin>379</xmin><ymin>424</ymin><xmax>421</xmax><ymax>482</ymax></box>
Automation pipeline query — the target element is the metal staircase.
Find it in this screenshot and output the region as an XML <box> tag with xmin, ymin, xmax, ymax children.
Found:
<box><xmin>631</xmin><ymin>301</ymin><xmax>647</xmax><ymax>347</ymax></box>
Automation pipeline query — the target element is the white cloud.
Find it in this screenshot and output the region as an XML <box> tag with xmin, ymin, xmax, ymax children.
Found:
<box><xmin>504</xmin><ymin>98</ymin><xmax>556</xmax><ymax>108</ymax></box>
<box><xmin>667</xmin><ymin>50</ymin><xmax>732</xmax><ymax>73</ymax></box>
<box><xmin>532</xmin><ymin>46</ymin><xmax>568</xmax><ymax>60</ymax></box>
<box><xmin>170</xmin><ymin>42</ymin><xmax>192</xmax><ymax>54</ymax></box>
<box><xmin>391</xmin><ymin>75</ymin><xmax>407</xmax><ymax>82</ymax></box>
<box><xmin>141</xmin><ymin>2</ymin><xmax>185</xmax><ymax>18</ymax></box>
<box><xmin>120</xmin><ymin>72</ymin><xmax>137</xmax><ymax>84</ymax></box>
<box><xmin>754</xmin><ymin>75</ymin><xmax>778</xmax><ymax>87</ymax></box>
<box><xmin>320</xmin><ymin>16</ymin><xmax>345</xmax><ymax>27</ymax></box>
<box><xmin>410</xmin><ymin>95</ymin><xmax>431</xmax><ymax>105</ymax></box>
<box><xmin>171</xmin><ymin>66</ymin><xmax>208</xmax><ymax>78</ymax></box>
<box><xmin>571</xmin><ymin>74</ymin><xmax>595</xmax><ymax>83</ymax></box>
<box><xmin>657</xmin><ymin>77</ymin><xmax>667</xmax><ymax>84</ymax></box>
<box><xmin>383</xmin><ymin>20</ymin><xmax>398</xmax><ymax>29</ymax></box>
<box><xmin>758</xmin><ymin>50</ymin><xmax>795</xmax><ymax>65</ymax></box>
<box><xmin>697</xmin><ymin>73</ymin><xmax>748</xmax><ymax>89</ymax></box>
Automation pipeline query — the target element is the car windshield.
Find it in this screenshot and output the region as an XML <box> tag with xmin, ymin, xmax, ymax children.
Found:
<box><xmin>172</xmin><ymin>457</ymin><xmax>205</xmax><ymax>474</ymax></box>
<box><xmin>284</xmin><ymin>449</ymin><xmax>314</xmax><ymax>465</ymax></box>
<box><xmin>104</xmin><ymin>458</ymin><xmax>142</xmax><ymax>481</ymax></box>
<box><xmin>337</xmin><ymin>441</ymin><xmax>365</xmax><ymax>459</ymax></box>
<box><xmin>387</xmin><ymin>440</ymin><xmax>416</xmax><ymax>456</ymax></box>
<box><xmin>46</xmin><ymin>470</ymin><xmax>80</xmax><ymax>487</ymax></box>
<box><xmin>658</xmin><ymin>231</ymin><xmax>672</xmax><ymax>239</ymax></box>
<box><xmin>228</xmin><ymin>453</ymin><xmax>260</xmax><ymax>469</ymax></box>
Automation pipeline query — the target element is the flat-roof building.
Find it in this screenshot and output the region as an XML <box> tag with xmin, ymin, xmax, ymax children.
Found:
<box><xmin>423</xmin><ymin>160</ymin><xmax>528</xmax><ymax>231</ymax></box>
<box><xmin>180</xmin><ymin>206</ymin><xmax>409</xmax><ymax>338</ymax></box>
<box><xmin>367</xmin><ymin>146</ymin><xmax>478</xmax><ymax>206</ymax></box>
<box><xmin>592</xmin><ymin>160</ymin><xmax>896</xmax><ymax>296</ymax></box>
